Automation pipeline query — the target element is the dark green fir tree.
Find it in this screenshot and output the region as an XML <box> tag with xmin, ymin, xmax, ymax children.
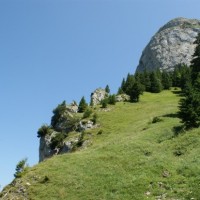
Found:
<box><xmin>78</xmin><ymin>96</ymin><xmax>88</xmax><ymax>113</ymax></box>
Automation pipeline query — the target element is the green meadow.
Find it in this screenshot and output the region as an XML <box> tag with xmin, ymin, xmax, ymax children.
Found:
<box><xmin>2</xmin><ymin>89</ymin><xmax>200</xmax><ymax>200</ymax></box>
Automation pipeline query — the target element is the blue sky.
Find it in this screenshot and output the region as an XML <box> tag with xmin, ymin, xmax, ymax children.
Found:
<box><xmin>1</xmin><ymin>0</ymin><xmax>200</xmax><ymax>189</ymax></box>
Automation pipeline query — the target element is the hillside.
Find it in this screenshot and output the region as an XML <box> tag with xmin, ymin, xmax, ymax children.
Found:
<box><xmin>1</xmin><ymin>90</ymin><xmax>200</xmax><ymax>200</ymax></box>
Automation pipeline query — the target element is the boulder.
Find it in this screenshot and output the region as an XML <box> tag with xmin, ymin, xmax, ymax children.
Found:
<box><xmin>116</xmin><ymin>94</ymin><xmax>130</xmax><ymax>102</ymax></box>
<box><xmin>91</xmin><ymin>88</ymin><xmax>108</xmax><ymax>105</ymax></box>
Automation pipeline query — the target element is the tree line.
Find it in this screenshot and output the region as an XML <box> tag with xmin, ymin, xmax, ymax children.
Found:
<box><xmin>117</xmin><ymin>64</ymin><xmax>191</xmax><ymax>102</ymax></box>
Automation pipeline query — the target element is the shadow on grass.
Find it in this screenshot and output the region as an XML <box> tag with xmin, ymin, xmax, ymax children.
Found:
<box><xmin>173</xmin><ymin>125</ymin><xmax>185</xmax><ymax>137</ymax></box>
<box><xmin>162</xmin><ymin>113</ymin><xmax>179</xmax><ymax>118</ymax></box>
<box><xmin>172</xmin><ymin>90</ymin><xmax>184</xmax><ymax>96</ymax></box>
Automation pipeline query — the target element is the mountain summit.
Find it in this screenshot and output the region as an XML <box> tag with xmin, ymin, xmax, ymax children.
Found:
<box><xmin>136</xmin><ymin>17</ymin><xmax>200</xmax><ymax>72</ymax></box>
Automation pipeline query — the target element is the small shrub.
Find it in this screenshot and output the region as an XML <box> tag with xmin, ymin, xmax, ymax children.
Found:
<box><xmin>50</xmin><ymin>133</ymin><xmax>66</xmax><ymax>150</ymax></box>
<box><xmin>152</xmin><ymin>117</ymin><xmax>163</xmax><ymax>124</ymax></box>
<box><xmin>143</xmin><ymin>150</ymin><xmax>152</xmax><ymax>156</ymax></box>
<box><xmin>14</xmin><ymin>158</ymin><xmax>28</xmax><ymax>178</ymax></box>
<box><xmin>108</xmin><ymin>94</ymin><xmax>116</xmax><ymax>105</ymax></box>
<box><xmin>41</xmin><ymin>175</ymin><xmax>50</xmax><ymax>183</ymax></box>
<box><xmin>92</xmin><ymin>113</ymin><xmax>98</xmax><ymax>124</ymax></box>
<box><xmin>97</xmin><ymin>130</ymin><xmax>103</xmax><ymax>135</ymax></box>
<box><xmin>37</xmin><ymin>124</ymin><xmax>52</xmax><ymax>138</ymax></box>
<box><xmin>66</xmin><ymin>116</ymin><xmax>81</xmax><ymax>132</ymax></box>
<box><xmin>76</xmin><ymin>132</ymin><xmax>85</xmax><ymax>147</ymax></box>
<box><xmin>173</xmin><ymin>146</ymin><xmax>186</xmax><ymax>156</ymax></box>
<box><xmin>83</xmin><ymin>108</ymin><xmax>93</xmax><ymax>119</ymax></box>
<box><xmin>101</xmin><ymin>99</ymin><xmax>108</xmax><ymax>108</ymax></box>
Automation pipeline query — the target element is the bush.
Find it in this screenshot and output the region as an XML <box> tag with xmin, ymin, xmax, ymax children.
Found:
<box><xmin>41</xmin><ymin>175</ymin><xmax>50</xmax><ymax>183</ymax></box>
<box><xmin>66</xmin><ymin>116</ymin><xmax>81</xmax><ymax>132</ymax></box>
<box><xmin>101</xmin><ymin>99</ymin><xmax>108</xmax><ymax>108</ymax></box>
<box><xmin>51</xmin><ymin>101</ymin><xmax>67</xmax><ymax>128</ymax></box>
<box><xmin>37</xmin><ymin>124</ymin><xmax>52</xmax><ymax>138</ymax></box>
<box><xmin>108</xmin><ymin>94</ymin><xmax>116</xmax><ymax>105</ymax></box>
<box><xmin>97</xmin><ymin>130</ymin><xmax>103</xmax><ymax>135</ymax></box>
<box><xmin>14</xmin><ymin>158</ymin><xmax>28</xmax><ymax>178</ymax></box>
<box><xmin>152</xmin><ymin>116</ymin><xmax>163</xmax><ymax>124</ymax></box>
<box><xmin>92</xmin><ymin>113</ymin><xmax>98</xmax><ymax>124</ymax></box>
<box><xmin>50</xmin><ymin>133</ymin><xmax>66</xmax><ymax>150</ymax></box>
<box><xmin>83</xmin><ymin>108</ymin><xmax>93</xmax><ymax>119</ymax></box>
<box><xmin>76</xmin><ymin>132</ymin><xmax>85</xmax><ymax>147</ymax></box>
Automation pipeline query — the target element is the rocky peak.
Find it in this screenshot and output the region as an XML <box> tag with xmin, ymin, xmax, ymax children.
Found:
<box><xmin>136</xmin><ymin>17</ymin><xmax>200</xmax><ymax>72</ymax></box>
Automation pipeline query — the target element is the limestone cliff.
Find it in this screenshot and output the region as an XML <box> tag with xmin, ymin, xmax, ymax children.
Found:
<box><xmin>136</xmin><ymin>17</ymin><xmax>200</xmax><ymax>72</ymax></box>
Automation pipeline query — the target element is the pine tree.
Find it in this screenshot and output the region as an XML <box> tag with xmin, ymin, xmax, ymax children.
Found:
<box><xmin>105</xmin><ymin>85</ymin><xmax>110</xmax><ymax>93</ymax></box>
<box><xmin>78</xmin><ymin>96</ymin><xmax>88</xmax><ymax>113</ymax></box>
<box><xmin>124</xmin><ymin>73</ymin><xmax>135</xmax><ymax>94</ymax></box>
<box><xmin>179</xmin><ymin>86</ymin><xmax>200</xmax><ymax>128</ymax></box>
<box><xmin>121</xmin><ymin>78</ymin><xmax>126</xmax><ymax>93</ymax></box>
<box><xmin>129</xmin><ymin>81</ymin><xmax>144</xmax><ymax>102</ymax></box>
<box><xmin>14</xmin><ymin>158</ymin><xmax>28</xmax><ymax>178</ymax></box>
<box><xmin>161</xmin><ymin>71</ymin><xmax>172</xmax><ymax>90</ymax></box>
<box><xmin>191</xmin><ymin>33</ymin><xmax>200</xmax><ymax>82</ymax></box>
<box><xmin>143</xmin><ymin>70</ymin><xmax>151</xmax><ymax>92</ymax></box>
<box><xmin>171</xmin><ymin>65</ymin><xmax>182</xmax><ymax>87</ymax></box>
<box><xmin>179</xmin><ymin>33</ymin><xmax>200</xmax><ymax>128</ymax></box>
<box><xmin>179</xmin><ymin>64</ymin><xmax>191</xmax><ymax>90</ymax></box>
<box><xmin>149</xmin><ymin>72</ymin><xmax>163</xmax><ymax>93</ymax></box>
<box><xmin>117</xmin><ymin>87</ymin><xmax>124</xmax><ymax>95</ymax></box>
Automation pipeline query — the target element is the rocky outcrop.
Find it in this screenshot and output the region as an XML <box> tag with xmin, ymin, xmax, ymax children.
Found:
<box><xmin>39</xmin><ymin>119</ymin><xmax>96</xmax><ymax>162</ymax></box>
<box><xmin>39</xmin><ymin>131</ymin><xmax>80</xmax><ymax>162</ymax></box>
<box><xmin>39</xmin><ymin>133</ymin><xmax>54</xmax><ymax>162</ymax></box>
<box><xmin>136</xmin><ymin>17</ymin><xmax>200</xmax><ymax>72</ymax></box>
<box><xmin>116</xmin><ymin>94</ymin><xmax>130</xmax><ymax>102</ymax></box>
<box><xmin>91</xmin><ymin>88</ymin><xmax>108</xmax><ymax>106</ymax></box>
<box><xmin>66</xmin><ymin>101</ymin><xmax>78</xmax><ymax>113</ymax></box>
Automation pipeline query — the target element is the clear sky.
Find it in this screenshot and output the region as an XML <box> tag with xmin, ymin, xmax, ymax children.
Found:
<box><xmin>1</xmin><ymin>0</ymin><xmax>200</xmax><ymax>190</ymax></box>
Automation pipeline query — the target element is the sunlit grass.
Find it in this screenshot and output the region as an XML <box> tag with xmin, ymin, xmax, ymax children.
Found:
<box><xmin>2</xmin><ymin>89</ymin><xmax>200</xmax><ymax>199</ymax></box>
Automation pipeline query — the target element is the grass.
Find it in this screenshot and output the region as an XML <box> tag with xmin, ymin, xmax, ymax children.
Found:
<box><xmin>2</xmin><ymin>89</ymin><xmax>200</xmax><ymax>200</ymax></box>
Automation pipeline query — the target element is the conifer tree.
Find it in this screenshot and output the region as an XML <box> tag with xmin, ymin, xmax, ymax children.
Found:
<box><xmin>124</xmin><ymin>73</ymin><xmax>135</xmax><ymax>94</ymax></box>
<box><xmin>105</xmin><ymin>85</ymin><xmax>110</xmax><ymax>93</ymax></box>
<box><xmin>191</xmin><ymin>32</ymin><xmax>200</xmax><ymax>82</ymax></box>
<box><xmin>161</xmin><ymin>71</ymin><xmax>172</xmax><ymax>90</ymax></box>
<box><xmin>78</xmin><ymin>96</ymin><xmax>88</xmax><ymax>113</ymax></box>
<box><xmin>149</xmin><ymin>72</ymin><xmax>163</xmax><ymax>93</ymax></box>
<box><xmin>179</xmin><ymin>33</ymin><xmax>200</xmax><ymax>128</ymax></box>
<box><xmin>117</xmin><ymin>87</ymin><xmax>124</xmax><ymax>95</ymax></box>
<box><xmin>129</xmin><ymin>81</ymin><xmax>144</xmax><ymax>102</ymax></box>
<box><xmin>121</xmin><ymin>78</ymin><xmax>126</xmax><ymax>93</ymax></box>
<box><xmin>179</xmin><ymin>85</ymin><xmax>200</xmax><ymax>128</ymax></box>
<box><xmin>143</xmin><ymin>70</ymin><xmax>151</xmax><ymax>92</ymax></box>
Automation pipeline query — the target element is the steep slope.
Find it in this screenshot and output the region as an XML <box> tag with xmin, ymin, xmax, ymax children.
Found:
<box><xmin>1</xmin><ymin>90</ymin><xmax>200</xmax><ymax>200</ymax></box>
<box><xmin>136</xmin><ymin>17</ymin><xmax>200</xmax><ymax>72</ymax></box>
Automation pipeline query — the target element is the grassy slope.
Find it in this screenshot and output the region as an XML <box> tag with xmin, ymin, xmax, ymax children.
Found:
<box><xmin>2</xmin><ymin>90</ymin><xmax>200</xmax><ymax>200</ymax></box>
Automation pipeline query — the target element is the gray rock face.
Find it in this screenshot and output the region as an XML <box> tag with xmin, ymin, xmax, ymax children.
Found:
<box><xmin>91</xmin><ymin>88</ymin><xmax>108</xmax><ymax>106</ymax></box>
<box><xmin>136</xmin><ymin>17</ymin><xmax>200</xmax><ymax>72</ymax></box>
<box><xmin>39</xmin><ymin>119</ymin><xmax>96</xmax><ymax>162</ymax></box>
<box><xmin>39</xmin><ymin>131</ymin><xmax>78</xmax><ymax>162</ymax></box>
<box><xmin>39</xmin><ymin>132</ymin><xmax>57</xmax><ymax>162</ymax></box>
<box><xmin>66</xmin><ymin>101</ymin><xmax>78</xmax><ymax>113</ymax></box>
